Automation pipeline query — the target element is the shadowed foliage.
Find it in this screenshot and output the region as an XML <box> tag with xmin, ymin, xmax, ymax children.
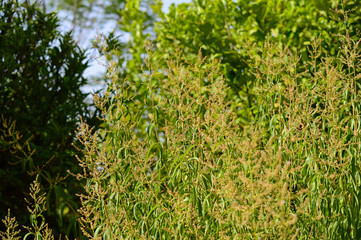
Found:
<box><xmin>0</xmin><ymin>0</ymin><xmax>99</xmax><ymax>238</ymax></box>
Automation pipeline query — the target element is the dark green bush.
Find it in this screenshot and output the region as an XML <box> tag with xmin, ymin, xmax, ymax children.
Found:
<box><xmin>0</xmin><ymin>0</ymin><xmax>98</xmax><ymax>238</ymax></box>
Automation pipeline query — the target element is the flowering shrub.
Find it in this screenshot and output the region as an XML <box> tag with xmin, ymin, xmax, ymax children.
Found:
<box><xmin>72</xmin><ymin>27</ymin><xmax>361</xmax><ymax>239</ymax></box>
<box><xmin>3</xmin><ymin>3</ymin><xmax>361</xmax><ymax>239</ymax></box>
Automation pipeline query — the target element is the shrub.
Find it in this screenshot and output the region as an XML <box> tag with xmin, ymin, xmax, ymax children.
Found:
<box><xmin>74</xmin><ymin>22</ymin><xmax>361</xmax><ymax>238</ymax></box>
<box><xmin>3</xmin><ymin>1</ymin><xmax>361</xmax><ymax>239</ymax></box>
<box><xmin>0</xmin><ymin>0</ymin><xmax>99</xmax><ymax>237</ymax></box>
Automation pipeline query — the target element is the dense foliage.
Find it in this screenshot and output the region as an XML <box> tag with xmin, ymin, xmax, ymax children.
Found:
<box><xmin>72</xmin><ymin>29</ymin><xmax>361</xmax><ymax>238</ymax></box>
<box><xmin>0</xmin><ymin>0</ymin><xmax>98</xmax><ymax>238</ymax></box>
<box><xmin>2</xmin><ymin>0</ymin><xmax>361</xmax><ymax>239</ymax></box>
<box><xmin>98</xmin><ymin>0</ymin><xmax>361</xmax><ymax>128</ymax></box>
